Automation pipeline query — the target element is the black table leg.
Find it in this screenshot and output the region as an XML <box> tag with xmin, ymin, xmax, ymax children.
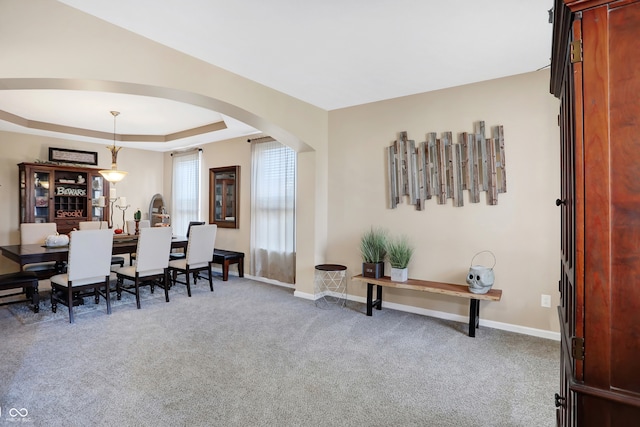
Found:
<box><xmin>469</xmin><ymin>299</ymin><xmax>480</xmax><ymax>337</ymax></box>
<box><xmin>366</xmin><ymin>283</ymin><xmax>383</xmax><ymax>316</ymax></box>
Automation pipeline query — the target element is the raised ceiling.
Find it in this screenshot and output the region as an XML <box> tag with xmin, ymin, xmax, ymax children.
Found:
<box><xmin>0</xmin><ymin>0</ymin><xmax>554</xmax><ymax>152</ymax></box>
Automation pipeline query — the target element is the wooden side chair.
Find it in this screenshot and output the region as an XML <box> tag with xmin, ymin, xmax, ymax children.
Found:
<box><xmin>168</xmin><ymin>224</ymin><xmax>217</xmax><ymax>297</ymax></box>
<box><xmin>78</xmin><ymin>221</ymin><xmax>125</xmax><ymax>268</ymax></box>
<box><xmin>113</xmin><ymin>227</ymin><xmax>172</xmax><ymax>308</ymax></box>
<box><xmin>49</xmin><ymin>229</ymin><xmax>113</xmax><ymax>323</ymax></box>
<box><xmin>20</xmin><ymin>222</ymin><xmax>60</xmax><ymax>277</ymax></box>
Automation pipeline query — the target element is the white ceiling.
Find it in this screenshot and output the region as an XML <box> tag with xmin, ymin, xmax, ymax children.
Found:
<box><xmin>0</xmin><ymin>0</ymin><xmax>554</xmax><ymax>152</ymax></box>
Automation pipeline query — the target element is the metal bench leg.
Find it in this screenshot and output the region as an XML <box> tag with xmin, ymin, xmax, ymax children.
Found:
<box><xmin>469</xmin><ymin>299</ymin><xmax>480</xmax><ymax>337</ymax></box>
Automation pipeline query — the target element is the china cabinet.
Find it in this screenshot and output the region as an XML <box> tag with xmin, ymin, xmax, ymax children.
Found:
<box><xmin>209</xmin><ymin>166</ymin><xmax>239</xmax><ymax>229</ymax></box>
<box><xmin>19</xmin><ymin>162</ymin><xmax>110</xmax><ymax>234</ymax></box>
<box><xmin>550</xmin><ymin>1</ymin><xmax>640</xmax><ymax>425</ymax></box>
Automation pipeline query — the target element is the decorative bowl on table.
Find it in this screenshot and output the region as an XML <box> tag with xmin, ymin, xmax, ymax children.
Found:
<box><xmin>45</xmin><ymin>234</ymin><xmax>69</xmax><ymax>247</ymax></box>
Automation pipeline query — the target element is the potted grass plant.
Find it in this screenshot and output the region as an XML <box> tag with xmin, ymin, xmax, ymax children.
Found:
<box><xmin>387</xmin><ymin>235</ymin><xmax>414</xmax><ymax>282</ymax></box>
<box><xmin>360</xmin><ymin>227</ymin><xmax>388</xmax><ymax>278</ymax></box>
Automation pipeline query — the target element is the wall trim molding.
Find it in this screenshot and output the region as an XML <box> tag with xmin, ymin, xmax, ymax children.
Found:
<box><xmin>292</xmin><ymin>288</ymin><xmax>560</xmax><ymax>341</ymax></box>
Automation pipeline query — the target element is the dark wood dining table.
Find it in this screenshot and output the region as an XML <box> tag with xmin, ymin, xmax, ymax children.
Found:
<box><xmin>0</xmin><ymin>235</ymin><xmax>188</xmax><ymax>276</ymax></box>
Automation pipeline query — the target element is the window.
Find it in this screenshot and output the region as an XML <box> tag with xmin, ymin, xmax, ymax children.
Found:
<box><xmin>250</xmin><ymin>140</ymin><xmax>296</xmax><ymax>283</ymax></box>
<box><xmin>171</xmin><ymin>149</ymin><xmax>201</xmax><ymax>236</ymax></box>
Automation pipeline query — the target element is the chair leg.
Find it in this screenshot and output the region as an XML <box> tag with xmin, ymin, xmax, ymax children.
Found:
<box><xmin>207</xmin><ymin>264</ymin><xmax>213</xmax><ymax>292</ymax></box>
<box><xmin>67</xmin><ymin>286</ymin><xmax>74</xmax><ymax>324</ymax></box>
<box><xmin>116</xmin><ymin>276</ymin><xmax>123</xmax><ymax>300</ymax></box>
<box><xmin>104</xmin><ymin>278</ymin><xmax>112</xmax><ymax>315</ymax></box>
<box><xmin>185</xmin><ymin>267</ymin><xmax>192</xmax><ymax>297</ymax></box>
<box><xmin>163</xmin><ymin>269</ymin><xmax>170</xmax><ymax>303</ymax></box>
<box><xmin>134</xmin><ymin>277</ymin><xmax>141</xmax><ymax>309</ymax></box>
<box><xmin>32</xmin><ymin>282</ymin><xmax>40</xmax><ymax>313</ymax></box>
<box><xmin>51</xmin><ymin>287</ymin><xmax>57</xmax><ymax>313</ymax></box>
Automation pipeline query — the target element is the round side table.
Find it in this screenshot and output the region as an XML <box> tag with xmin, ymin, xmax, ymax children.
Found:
<box><xmin>314</xmin><ymin>264</ymin><xmax>347</xmax><ymax>308</ymax></box>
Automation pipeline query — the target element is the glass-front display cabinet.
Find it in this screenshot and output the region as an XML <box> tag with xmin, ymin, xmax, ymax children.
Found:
<box><xmin>209</xmin><ymin>166</ymin><xmax>239</xmax><ymax>229</ymax></box>
<box><xmin>19</xmin><ymin>163</ymin><xmax>110</xmax><ymax>234</ymax></box>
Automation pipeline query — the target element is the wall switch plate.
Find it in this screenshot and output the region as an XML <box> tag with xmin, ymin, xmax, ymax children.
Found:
<box><xmin>541</xmin><ymin>294</ymin><xmax>551</xmax><ymax>308</ymax></box>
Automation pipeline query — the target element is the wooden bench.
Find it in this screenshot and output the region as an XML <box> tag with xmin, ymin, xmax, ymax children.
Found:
<box><xmin>0</xmin><ymin>271</ymin><xmax>40</xmax><ymax>313</ymax></box>
<box><xmin>212</xmin><ymin>249</ymin><xmax>245</xmax><ymax>281</ymax></box>
<box><xmin>352</xmin><ymin>274</ymin><xmax>502</xmax><ymax>337</ymax></box>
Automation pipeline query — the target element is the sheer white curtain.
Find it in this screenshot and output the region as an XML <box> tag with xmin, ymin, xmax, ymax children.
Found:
<box><xmin>171</xmin><ymin>149</ymin><xmax>201</xmax><ymax>236</ymax></box>
<box><xmin>250</xmin><ymin>140</ymin><xmax>296</xmax><ymax>284</ymax></box>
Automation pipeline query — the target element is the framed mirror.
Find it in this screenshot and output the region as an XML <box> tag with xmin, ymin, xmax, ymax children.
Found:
<box><xmin>209</xmin><ymin>166</ymin><xmax>240</xmax><ymax>229</ymax></box>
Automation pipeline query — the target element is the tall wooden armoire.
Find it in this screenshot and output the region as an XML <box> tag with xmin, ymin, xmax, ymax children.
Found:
<box><xmin>550</xmin><ymin>0</ymin><xmax>640</xmax><ymax>425</ymax></box>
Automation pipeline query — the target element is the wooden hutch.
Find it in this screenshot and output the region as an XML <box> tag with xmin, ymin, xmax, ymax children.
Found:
<box><xmin>550</xmin><ymin>0</ymin><xmax>640</xmax><ymax>425</ymax></box>
<box><xmin>19</xmin><ymin>162</ymin><xmax>111</xmax><ymax>234</ymax></box>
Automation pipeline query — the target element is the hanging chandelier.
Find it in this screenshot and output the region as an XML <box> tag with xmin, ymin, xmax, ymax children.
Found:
<box><xmin>99</xmin><ymin>110</ymin><xmax>128</xmax><ymax>183</ymax></box>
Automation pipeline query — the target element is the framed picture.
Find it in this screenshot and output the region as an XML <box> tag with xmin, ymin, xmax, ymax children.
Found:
<box><xmin>49</xmin><ymin>147</ymin><xmax>98</xmax><ymax>165</ymax></box>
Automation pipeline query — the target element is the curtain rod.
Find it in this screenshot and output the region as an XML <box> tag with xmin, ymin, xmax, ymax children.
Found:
<box><xmin>170</xmin><ymin>148</ymin><xmax>202</xmax><ymax>156</ymax></box>
<box><xmin>247</xmin><ymin>136</ymin><xmax>275</xmax><ymax>144</ymax></box>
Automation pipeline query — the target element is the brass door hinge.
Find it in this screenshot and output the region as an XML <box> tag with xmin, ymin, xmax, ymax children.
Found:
<box><xmin>572</xmin><ymin>336</ymin><xmax>585</xmax><ymax>360</ymax></box>
<box><xmin>571</xmin><ymin>39</ymin><xmax>583</xmax><ymax>63</ymax></box>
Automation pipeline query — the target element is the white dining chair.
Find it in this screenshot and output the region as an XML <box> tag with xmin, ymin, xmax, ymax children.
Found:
<box><xmin>126</xmin><ymin>219</ymin><xmax>150</xmax><ymax>265</ymax></box>
<box><xmin>169</xmin><ymin>221</ymin><xmax>205</xmax><ymax>261</ymax></box>
<box><xmin>113</xmin><ymin>226</ymin><xmax>172</xmax><ymax>308</ymax></box>
<box><xmin>78</xmin><ymin>221</ymin><xmax>125</xmax><ymax>268</ymax></box>
<box><xmin>168</xmin><ymin>224</ymin><xmax>217</xmax><ymax>297</ymax></box>
<box><xmin>20</xmin><ymin>222</ymin><xmax>59</xmax><ymax>276</ymax></box>
<box><xmin>49</xmin><ymin>229</ymin><xmax>113</xmax><ymax>323</ymax></box>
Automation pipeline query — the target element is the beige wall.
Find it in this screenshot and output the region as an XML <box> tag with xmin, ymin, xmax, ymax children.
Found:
<box><xmin>328</xmin><ymin>70</ymin><xmax>561</xmax><ymax>332</ymax></box>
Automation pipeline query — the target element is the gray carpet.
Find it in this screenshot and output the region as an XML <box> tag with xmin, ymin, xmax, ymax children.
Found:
<box><xmin>0</xmin><ymin>276</ymin><xmax>558</xmax><ymax>426</ymax></box>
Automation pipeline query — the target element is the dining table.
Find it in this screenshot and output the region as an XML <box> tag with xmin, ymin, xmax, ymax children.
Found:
<box><xmin>0</xmin><ymin>234</ymin><xmax>188</xmax><ymax>277</ymax></box>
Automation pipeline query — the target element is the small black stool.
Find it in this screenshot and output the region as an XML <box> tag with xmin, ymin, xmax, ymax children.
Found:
<box><xmin>0</xmin><ymin>271</ymin><xmax>40</xmax><ymax>313</ymax></box>
<box><xmin>314</xmin><ymin>264</ymin><xmax>347</xmax><ymax>308</ymax></box>
<box><xmin>212</xmin><ymin>249</ymin><xmax>245</xmax><ymax>281</ymax></box>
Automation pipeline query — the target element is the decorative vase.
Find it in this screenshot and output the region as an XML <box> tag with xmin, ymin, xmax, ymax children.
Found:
<box><xmin>390</xmin><ymin>267</ymin><xmax>408</xmax><ymax>282</ymax></box>
<box><xmin>362</xmin><ymin>262</ymin><xmax>384</xmax><ymax>278</ymax></box>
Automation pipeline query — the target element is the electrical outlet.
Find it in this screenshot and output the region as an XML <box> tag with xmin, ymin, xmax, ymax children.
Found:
<box><xmin>541</xmin><ymin>294</ymin><xmax>551</xmax><ymax>308</ymax></box>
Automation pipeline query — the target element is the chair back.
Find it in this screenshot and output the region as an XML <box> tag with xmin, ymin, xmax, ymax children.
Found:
<box><xmin>135</xmin><ymin>227</ymin><xmax>172</xmax><ymax>275</ymax></box>
<box><xmin>20</xmin><ymin>223</ymin><xmax>57</xmax><ymax>244</ymax></box>
<box><xmin>186</xmin><ymin>221</ymin><xmax>205</xmax><ymax>237</ymax></box>
<box><xmin>127</xmin><ymin>219</ymin><xmax>150</xmax><ymax>235</ymax></box>
<box><xmin>67</xmin><ymin>229</ymin><xmax>113</xmax><ymax>282</ymax></box>
<box><xmin>186</xmin><ymin>224</ymin><xmax>217</xmax><ymax>266</ymax></box>
<box><xmin>78</xmin><ymin>221</ymin><xmax>109</xmax><ymax>230</ymax></box>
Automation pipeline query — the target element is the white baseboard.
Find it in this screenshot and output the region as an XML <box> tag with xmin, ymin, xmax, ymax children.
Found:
<box><xmin>244</xmin><ymin>274</ymin><xmax>296</xmax><ymax>289</ymax></box>
<box><xmin>295</xmin><ymin>290</ymin><xmax>560</xmax><ymax>341</ymax></box>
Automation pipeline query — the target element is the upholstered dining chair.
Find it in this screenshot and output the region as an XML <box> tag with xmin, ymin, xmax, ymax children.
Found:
<box><xmin>168</xmin><ymin>224</ymin><xmax>217</xmax><ymax>297</ymax></box>
<box><xmin>126</xmin><ymin>219</ymin><xmax>150</xmax><ymax>265</ymax></box>
<box><xmin>113</xmin><ymin>226</ymin><xmax>172</xmax><ymax>309</ymax></box>
<box><xmin>78</xmin><ymin>221</ymin><xmax>125</xmax><ymax>268</ymax></box>
<box><xmin>49</xmin><ymin>229</ymin><xmax>113</xmax><ymax>323</ymax></box>
<box><xmin>20</xmin><ymin>222</ymin><xmax>59</xmax><ymax>277</ymax></box>
<box><xmin>169</xmin><ymin>221</ymin><xmax>205</xmax><ymax>261</ymax></box>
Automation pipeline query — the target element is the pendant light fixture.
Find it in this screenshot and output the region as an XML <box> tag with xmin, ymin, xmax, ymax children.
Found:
<box><xmin>99</xmin><ymin>110</ymin><xmax>128</xmax><ymax>183</ymax></box>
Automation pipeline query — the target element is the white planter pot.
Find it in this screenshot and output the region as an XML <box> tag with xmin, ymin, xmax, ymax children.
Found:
<box><xmin>390</xmin><ymin>267</ymin><xmax>408</xmax><ymax>282</ymax></box>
